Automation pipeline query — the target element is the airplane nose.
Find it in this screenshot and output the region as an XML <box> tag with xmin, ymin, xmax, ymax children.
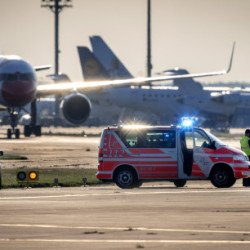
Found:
<box><xmin>2</xmin><ymin>80</ymin><xmax>36</xmax><ymax>107</ymax></box>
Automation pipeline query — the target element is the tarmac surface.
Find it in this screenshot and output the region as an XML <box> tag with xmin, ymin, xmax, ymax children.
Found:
<box><xmin>1</xmin><ymin>134</ymin><xmax>100</xmax><ymax>170</ymax></box>
<box><xmin>0</xmin><ymin>128</ymin><xmax>250</xmax><ymax>249</ymax></box>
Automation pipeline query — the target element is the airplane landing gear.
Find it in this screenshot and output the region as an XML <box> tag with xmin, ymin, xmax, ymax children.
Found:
<box><xmin>6</xmin><ymin>99</ymin><xmax>42</xmax><ymax>139</ymax></box>
<box><xmin>7</xmin><ymin>128</ymin><xmax>20</xmax><ymax>139</ymax></box>
<box><xmin>24</xmin><ymin>125</ymin><xmax>41</xmax><ymax>137</ymax></box>
<box><xmin>23</xmin><ymin>99</ymin><xmax>42</xmax><ymax>137</ymax></box>
<box><xmin>7</xmin><ymin>108</ymin><xmax>21</xmax><ymax>139</ymax></box>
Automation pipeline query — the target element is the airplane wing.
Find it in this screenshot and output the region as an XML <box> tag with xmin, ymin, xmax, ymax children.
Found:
<box><xmin>37</xmin><ymin>43</ymin><xmax>235</xmax><ymax>97</ymax></box>
<box><xmin>34</xmin><ymin>65</ymin><xmax>51</xmax><ymax>71</ymax></box>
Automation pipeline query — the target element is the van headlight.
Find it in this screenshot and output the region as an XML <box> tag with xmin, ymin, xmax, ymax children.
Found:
<box><xmin>233</xmin><ymin>155</ymin><xmax>247</xmax><ymax>161</ymax></box>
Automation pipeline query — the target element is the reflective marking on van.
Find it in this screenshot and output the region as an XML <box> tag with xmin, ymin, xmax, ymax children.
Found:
<box><xmin>103</xmin><ymin>158</ymin><xmax>177</xmax><ymax>162</ymax></box>
<box><xmin>203</xmin><ymin>154</ymin><xmax>234</xmax><ymax>158</ymax></box>
<box><xmin>97</xmin><ymin>171</ymin><xmax>112</xmax><ymax>174</ymax></box>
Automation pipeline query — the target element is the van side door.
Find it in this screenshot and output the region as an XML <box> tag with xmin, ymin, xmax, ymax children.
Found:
<box><xmin>179</xmin><ymin>130</ymin><xmax>194</xmax><ymax>177</ymax></box>
<box><xmin>137</xmin><ymin>129</ymin><xmax>178</xmax><ymax>179</ymax></box>
<box><xmin>192</xmin><ymin>129</ymin><xmax>212</xmax><ymax>178</ymax></box>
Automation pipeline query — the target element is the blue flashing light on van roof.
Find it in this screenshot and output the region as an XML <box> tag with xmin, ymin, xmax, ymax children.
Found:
<box><xmin>180</xmin><ymin>116</ymin><xmax>198</xmax><ymax>127</ymax></box>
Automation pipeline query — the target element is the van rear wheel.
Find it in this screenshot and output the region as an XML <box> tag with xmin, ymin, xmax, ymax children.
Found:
<box><xmin>174</xmin><ymin>179</ymin><xmax>186</xmax><ymax>187</ymax></box>
<box><xmin>210</xmin><ymin>167</ymin><xmax>236</xmax><ymax>188</ymax></box>
<box><xmin>115</xmin><ymin>168</ymin><xmax>136</xmax><ymax>189</ymax></box>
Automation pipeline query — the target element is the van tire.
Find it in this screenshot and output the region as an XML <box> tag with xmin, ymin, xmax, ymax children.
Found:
<box><xmin>210</xmin><ymin>166</ymin><xmax>236</xmax><ymax>188</ymax></box>
<box><xmin>133</xmin><ymin>180</ymin><xmax>143</xmax><ymax>188</ymax></box>
<box><xmin>174</xmin><ymin>179</ymin><xmax>186</xmax><ymax>187</ymax></box>
<box><xmin>114</xmin><ymin>167</ymin><xmax>136</xmax><ymax>189</ymax></box>
<box><xmin>242</xmin><ymin>178</ymin><xmax>250</xmax><ymax>186</ymax></box>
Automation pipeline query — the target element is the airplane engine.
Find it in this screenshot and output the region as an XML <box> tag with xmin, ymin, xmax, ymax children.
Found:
<box><xmin>60</xmin><ymin>93</ymin><xmax>92</xmax><ymax>125</ymax></box>
<box><xmin>223</xmin><ymin>93</ymin><xmax>241</xmax><ymax>105</ymax></box>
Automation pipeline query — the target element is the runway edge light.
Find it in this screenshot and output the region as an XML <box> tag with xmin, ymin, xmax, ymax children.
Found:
<box><xmin>16</xmin><ymin>170</ymin><xmax>39</xmax><ymax>182</ymax></box>
<box><xmin>29</xmin><ymin>171</ymin><xmax>38</xmax><ymax>181</ymax></box>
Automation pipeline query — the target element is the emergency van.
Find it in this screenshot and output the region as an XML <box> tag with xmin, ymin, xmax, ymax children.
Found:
<box><xmin>96</xmin><ymin>124</ymin><xmax>250</xmax><ymax>188</ymax></box>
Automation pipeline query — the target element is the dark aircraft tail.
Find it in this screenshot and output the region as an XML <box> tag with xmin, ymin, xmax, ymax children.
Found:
<box><xmin>77</xmin><ymin>46</ymin><xmax>110</xmax><ymax>81</ymax></box>
<box><xmin>90</xmin><ymin>35</ymin><xmax>133</xmax><ymax>79</ymax></box>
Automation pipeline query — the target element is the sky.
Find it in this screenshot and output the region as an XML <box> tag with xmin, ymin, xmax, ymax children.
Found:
<box><xmin>0</xmin><ymin>0</ymin><xmax>250</xmax><ymax>84</ymax></box>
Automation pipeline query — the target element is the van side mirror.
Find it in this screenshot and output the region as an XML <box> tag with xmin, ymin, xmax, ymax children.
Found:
<box><xmin>210</xmin><ymin>141</ymin><xmax>216</xmax><ymax>150</ymax></box>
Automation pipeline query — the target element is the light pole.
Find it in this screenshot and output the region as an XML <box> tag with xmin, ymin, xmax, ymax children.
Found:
<box><xmin>147</xmin><ymin>0</ymin><xmax>152</xmax><ymax>77</ymax></box>
<box><xmin>41</xmin><ymin>0</ymin><xmax>72</xmax><ymax>75</ymax></box>
<box><xmin>41</xmin><ymin>0</ymin><xmax>72</xmax><ymax>125</ymax></box>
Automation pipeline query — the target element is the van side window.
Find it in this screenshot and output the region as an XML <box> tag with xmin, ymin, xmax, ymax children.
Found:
<box><xmin>116</xmin><ymin>130</ymin><xmax>176</xmax><ymax>148</ymax></box>
<box><xmin>145</xmin><ymin>130</ymin><xmax>176</xmax><ymax>148</ymax></box>
<box><xmin>115</xmin><ymin>131</ymin><xmax>138</xmax><ymax>148</ymax></box>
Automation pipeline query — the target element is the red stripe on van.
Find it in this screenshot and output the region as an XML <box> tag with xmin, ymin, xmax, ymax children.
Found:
<box><xmin>139</xmin><ymin>173</ymin><xmax>178</xmax><ymax>178</ymax></box>
<box><xmin>203</xmin><ymin>147</ymin><xmax>237</xmax><ymax>155</ymax></box>
<box><xmin>191</xmin><ymin>164</ymin><xmax>206</xmax><ymax>177</ymax></box>
<box><xmin>96</xmin><ymin>172</ymin><xmax>112</xmax><ymax>179</ymax></box>
<box><xmin>110</xmin><ymin>135</ymin><xmax>122</xmax><ymax>148</ymax></box>
<box><xmin>209</xmin><ymin>157</ymin><xmax>233</xmax><ymax>163</ymax></box>
<box><xmin>137</xmin><ymin>166</ymin><xmax>178</xmax><ymax>172</ymax></box>
<box><xmin>128</xmin><ymin>148</ymin><xmax>164</xmax><ymax>154</ymax></box>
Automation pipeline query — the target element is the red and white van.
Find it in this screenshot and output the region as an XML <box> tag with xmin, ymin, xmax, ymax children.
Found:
<box><xmin>96</xmin><ymin>125</ymin><xmax>250</xmax><ymax>188</ymax></box>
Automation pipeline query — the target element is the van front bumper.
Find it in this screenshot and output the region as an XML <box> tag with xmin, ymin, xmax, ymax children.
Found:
<box><xmin>233</xmin><ymin>163</ymin><xmax>250</xmax><ymax>178</ymax></box>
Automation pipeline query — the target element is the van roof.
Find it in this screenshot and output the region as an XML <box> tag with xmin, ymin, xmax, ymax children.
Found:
<box><xmin>105</xmin><ymin>124</ymin><xmax>179</xmax><ymax>131</ymax></box>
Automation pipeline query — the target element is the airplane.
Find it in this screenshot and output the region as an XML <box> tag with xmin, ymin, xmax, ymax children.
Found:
<box><xmin>80</xmin><ymin>36</ymin><xmax>249</xmax><ymax>127</ymax></box>
<box><xmin>0</xmin><ymin>55</ymin><xmax>52</xmax><ymax>138</ymax></box>
<box><xmin>0</xmin><ymin>45</ymin><xmax>233</xmax><ymax>139</ymax></box>
<box><xmin>89</xmin><ymin>35</ymin><xmax>133</xmax><ymax>79</ymax></box>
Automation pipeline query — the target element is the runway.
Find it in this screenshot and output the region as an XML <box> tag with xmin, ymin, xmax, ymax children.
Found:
<box><xmin>1</xmin><ymin>183</ymin><xmax>250</xmax><ymax>249</ymax></box>
<box><xmin>0</xmin><ymin>132</ymin><xmax>250</xmax><ymax>249</ymax></box>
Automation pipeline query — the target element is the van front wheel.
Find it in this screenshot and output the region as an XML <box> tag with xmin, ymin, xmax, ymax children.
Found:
<box><xmin>210</xmin><ymin>167</ymin><xmax>236</xmax><ymax>188</ymax></box>
<box><xmin>115</xmin><ymin>168</ymin><xmax>136</xmax><ymax>189</ymax></box>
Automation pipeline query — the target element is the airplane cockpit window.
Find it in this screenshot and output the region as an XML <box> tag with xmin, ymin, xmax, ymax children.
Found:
<box><xmin>20</xmin><ymin>73</ymin><xmax>34</xmax><ymax>81</ymax></box>
<box><xmin>0</xmin><ymin>74</ymin><xmax>5</xmax><ymax>81</ymax></box>
<box><xmin>7</xmin><ymin>74</ymin><xmax>18</xmax><ymax>81</ymax></box>
<box><xmin>0</xmin><ymin>73</ymin><xmax>35</xmax><ymax>81</ymax></box>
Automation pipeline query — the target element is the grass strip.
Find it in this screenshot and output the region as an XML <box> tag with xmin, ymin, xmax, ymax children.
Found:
<box><xmin>1</xmin><ymin>168</ymin><xmax>102</xmax><ymax>189</ymax></box>
<box><xmin>0</xmin><ymin>155</ymin><xmax>28</xmax><ymax>160</ymax></box>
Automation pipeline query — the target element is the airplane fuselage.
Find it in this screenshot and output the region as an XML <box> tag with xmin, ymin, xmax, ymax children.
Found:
<box><xmin>0</xmin><ymin>56</ymin><xmax>36</xmax><ymax>108</ymax></box>
<box><xmin>94</xmin><ymin>86</ymin><xmax>238</xmax><ymax>120</ymax></box>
